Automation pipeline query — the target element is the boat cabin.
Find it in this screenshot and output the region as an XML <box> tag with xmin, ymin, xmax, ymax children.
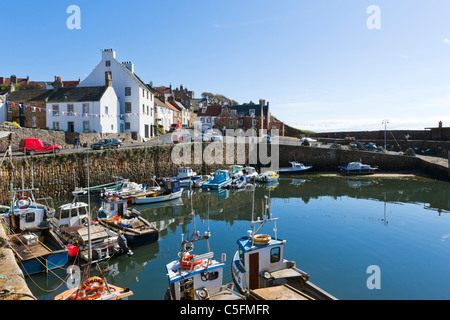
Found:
<box><xmin>165</xmin><ymin>179</ymin><xmax>181</xmax><ymax>194</ymax></box>
<box><xmin>3</xmin><ymin>189</ymin><xmax>54</xmax><ymax>232</ymax></box>
<box><xmin>212</xmin><ymin>170</ymin><xmax>232</xmax><ymax>183</ymax></box>
<box><xmin>229</xmin><ymin>165</ymin><xmax>244</xmax><ymax>176</ymax></box>
<box><xmin>98</xmin><ymin>197</ymin><xmax>128</xmax><ymax>220</ymax></box>
<box><xmin>233</xmin><ymin>233</ymin><xmax>292</xmax><ymax>291</ymax></box>
<box><xmin>177</xmin><ymin>167</ymin><xmax>196</xmax><ymax>179</ymax></box>
<box><xmin>50</xmin><ymin>202</ymin><xmax>89</xmax><ymax>229</ymax></box>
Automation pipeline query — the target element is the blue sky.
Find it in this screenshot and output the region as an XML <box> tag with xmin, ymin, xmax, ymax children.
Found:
<box><xmin>2</xmin><ymin>0</ymin><xmax>450</xmax><ymax>132</ymax></box>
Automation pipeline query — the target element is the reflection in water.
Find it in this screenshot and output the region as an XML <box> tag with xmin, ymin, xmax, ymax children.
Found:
<box><xmin>27</xmin><ymin>176</ymin><xmax>450</xmax><ymax>300</ymax></box>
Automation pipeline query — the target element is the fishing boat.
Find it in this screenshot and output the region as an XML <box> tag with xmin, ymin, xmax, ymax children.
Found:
<box><xmin>256</xmin><ymin>170</ymin><xmax>279</xmax><ymax>183</ymax></box>
<box><xmin>226</xmin><ymin>175</ymin><xmax>247</xmax><ymax>189</ymax></box>
<box><xmin>55</xmin><ymin>277</ymin><xmax>133</xmax><ymax>300</ymax></box>
<box><xmin>338</xmin><ymin>161</ymin><xmax>378</xmax><ymax>175</ymax></box>
<box><xmin>191</xmin><ymin>175</ymin><xmax>210</xmax><ymax>188</ymax></box>
<box><xmin>164</xmin><ymin>200</ymin><xmax>244</xmax><ymax>301</ymax></box>
<box><xmin>202</xmin><ymin>170</ymin><xmax>233</xmax><ymax>190</ymax></box>
<box><xmin>231</xmin><ymin>195</ymin><xmax>337</xmax><ymax>300</ymax></box>
<box><xmin>49</xmin><ymin>197</ymin><xmax>124</xmax><ymax>262</ymax></box>
<box><xmin>130</xmin><ymin>179</ymin><xmax>183</xmax><ymax>205</ymax></box>
<box><xmin>242</xmin><ymin>167</ymin><xmax>258</xmax><ymax>180</ymax></box>
<box><xmin>97</xmin><ymin>197</ymin><xmax>159</xmax><ymax>246</ymax></box>
<box><xmin>1</xmin><ymin>189</ymin><xmax>68</xmax><ymax>275</ymax></box>
<box><xmin>277</xmin><ymin>161</ymin><xmax>312</xmax><ymax>174</ymax></box>
<box><xmin>102</xmin><ymin>180</ymin><xmax>157</xmax><ymax>198</ymax></box>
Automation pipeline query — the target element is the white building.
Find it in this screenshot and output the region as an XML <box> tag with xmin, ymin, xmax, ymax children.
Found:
<box><xmin>154</xmin><ymin>98</ymin><xmax>173</xmax><ymax>132</ymax></box>
<box><xmin>79</xmin><ymin>49</ymin><xmax>154</xmax><ymax>140</ymax></box>
<box><xmin>46</xmin><ymin>78</ymin><xmax>119</xmax><ymax>133</ymax></box>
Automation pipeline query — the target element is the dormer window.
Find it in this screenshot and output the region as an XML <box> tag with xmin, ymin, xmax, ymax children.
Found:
<box><xmin>231</xmin><ymin>110</ymin><xmax>237</xmax><ymax>115</ymax></box>
<box><xmin>249</xmin><ymin>109</ymin><xmax>255</xmax><ymax>116</ymax></box>
<box><xmin>105</xmin><ymin>60</ymin><xmax>111</xmax><ymax>67</ymax></box>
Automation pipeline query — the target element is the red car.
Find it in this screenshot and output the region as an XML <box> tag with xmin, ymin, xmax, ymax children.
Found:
<box><xmin>19</xmin><ymin>138</ymin><xmax>62</xmax><ymax>155</ymax></box>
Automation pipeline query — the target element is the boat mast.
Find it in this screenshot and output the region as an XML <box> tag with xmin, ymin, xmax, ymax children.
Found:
<box><xmin>87</xmin><ymin>151</ymin><xmax>92</xmax><ymax>264</ymax></box>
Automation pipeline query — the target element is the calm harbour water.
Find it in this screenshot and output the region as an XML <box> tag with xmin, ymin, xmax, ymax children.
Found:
<box><xmin>28</xmin><ymin>175</ymin><xmax>450</xmax><ymax>300</ymax></box>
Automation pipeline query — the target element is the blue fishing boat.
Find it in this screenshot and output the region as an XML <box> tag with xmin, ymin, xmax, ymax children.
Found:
<box><xmin>2</xmin><ymin>189</ymin><xmax>68</xmax><ymax>275</ymax></box>
<box><xmin>202</xmin><ymin>170</ymin><xmax>233</xmax><ymax>190</ymax></box>
<box><xmin>130</xmin><ymin>179</ymin><xmax>183</xmax><ymax>205</ymax></box>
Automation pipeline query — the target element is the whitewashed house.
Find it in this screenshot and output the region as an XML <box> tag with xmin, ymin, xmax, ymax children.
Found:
<box><xmin>78</xmin><ymin>49</ymin><xmax>154</xmax><ymax>140</ymax></box>
<box><xmin>154</xmin><ymin>98</ymin><xmax>173</xmax><ymax>132</ymax></box>
<box><xmin>46</xmin><ymin>75</ymin><xmax>119</xmax><ymax>133</ymax></box>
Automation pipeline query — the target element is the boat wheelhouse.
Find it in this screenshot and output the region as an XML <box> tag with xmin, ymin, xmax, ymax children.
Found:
<box><xmin>256</xmin><ymin>170</ymin><xmax>279</xmax><ymax>183</ymax></box>
<box><xmin>229</xmin><ymin>165</ymin><xmax>244</xmax><ymax>177</ymax></box>
<box><xmin>243</xmin><ymin>167</ymin><xmax>258</xmax><ymax>180</ymax></box>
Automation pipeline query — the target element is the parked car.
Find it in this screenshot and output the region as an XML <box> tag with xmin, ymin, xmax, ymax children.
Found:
<box><xmin>170</xmin><ymin>123</ymin><xmax>182</xmax><ymax>132</ymax></box>
<box><xmin>19</xmin><ymin>138</ymin><xmax>62</xmax><ymax>155</ymax></box>
<box><xmin>203</xmin><ymin>130</ymin><xmax>223</xmax><ymax>142</ymax></box>
<box><xmin>91</xmin><ymin>138</ymin><xmax>122</xmax><ymax>150</ymax></box>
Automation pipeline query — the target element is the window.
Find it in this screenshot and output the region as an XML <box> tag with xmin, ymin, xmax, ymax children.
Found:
<box><xmin>83</xmin><ymin>121</ymin><xmax>90</xmax><ymax>132</ymax></box>
<box><xmin>143</xmin><ymin>104</ymin><xmax>145</xmax><ymax>114</ymax></box>
<box><xmin>270</xmin><ymin>247</ymin><xmax>280</xmax><ymax>263</ymax></box>
<box><xmin>249</xmin><ymin>109</ymin><xmax>255</xmax><ymax>116</ymax></box>
<box><xmin>31</xmin><ymin>116</ymin><xmax>36</xmax><ymax>128</ymax></box>
<box><xmin>83</xmin><ymin>103</ymin><xmax>89</xmax><ymax>113</ymax></box>
<box><xmin>239</xmin><ymin>247</ymin><xmax>245</xmax><ymax>266</ymax></box>
<box><xmin>105</xmin><ymin>60</ymin><xmax>111</xmax><ymax>67</ymax></box>
<box><xmin>125</xmin><ymin>122</ymin><xmax>131</xmax><ymax>130</ymax></box>
<box><xmin>202</xmin><ymin>107</ymin><xmax>206</xmax><ymax>114</ymax></box>
<box><xmin>52</xmin><ymin>105</ymin><xmax>59</xmax><ymax>116</ymax></box>
<box><xmin>252</xmin><ymin>119</ymin><xmax>257</xmax><ymax>126</ymax></box>
<box><xmin>105</xmin><ymin>106</ymin><xmax>109</xmax><ymax>115</ymax></box>
<box><xmin>53</xmin><ymin>122</ymin><xmax>60</xmax><ymax>130</ymax></box>
<box><xmin>111</xmin><ymin>124</ymin><xmax>114</xmax><ymax>131</ymax></box>
<box><xmin>143</xmin><ymin>89</ymin><xmax>145</xmax><ymax>98</ymax></box>
<box><xmin>231</xmin><ymin>110</ymin><xmax>237</xmax><ymax>115</ymax></box>
<box><xmin>125</xmin><ymin>87</ymin><xmax>131</xmax><ymax>96</ymax></box>
<box><xmin>239</xmin><ymin>119</ymin><xmax>243</xmax><ymax>126</ymax></box>
<box><xmin>229</xmin><ymin>120</ymin><xmax>234</xmax><ymax>126</ymax></box>
<box><xmin>7</xmin><ymin>103</ymin><xmax>12</xmax><ymax>113</ymax></box>
<box><xmin>31</xmin><ymin>103</ymin><xmax>36</xmax><ymax>112</ymax></box>
<box><xmin>25</xmin><ymin>212</ymin><xmax>35</xmax><ymax>223</ymax></box>
<box><xmin>125</xmin><ymin>102</ymin><xmax>132</xmax><ymax>113</ymax></box>
<box><xmin>67</xmin><ymin>104</ymin><xmax>74</xmax><ymax>114</ymax></box>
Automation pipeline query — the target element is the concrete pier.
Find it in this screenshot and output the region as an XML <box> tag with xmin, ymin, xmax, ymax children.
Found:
<box><xmin>0</xmin><ymin>224</ymin><xmax>36</xmax><ymax>300</ymax></box>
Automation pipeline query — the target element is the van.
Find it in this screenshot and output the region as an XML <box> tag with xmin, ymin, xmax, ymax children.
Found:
<box><xmin>170</xmin><ymin>123</ymin><xmax>182</xmax><ymax>131</ymax></box>
<box><xmin>19</xmin><ymin>138</ymin><xmax>62</xmax><ymax>155</ymax></box>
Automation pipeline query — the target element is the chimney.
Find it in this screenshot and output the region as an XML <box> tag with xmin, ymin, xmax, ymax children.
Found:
<box><xmin>122</xmin><ymin>61</ymin><xmax>134</xmax><ymax>73</ymax></box>
<box><xmin>105</xmin><ymin>71</ymin><xmax>112</xmax><ymax>87</ymax></box>
<box><xmin>53</xmin><ymin>76</ymin><xmax>64</xmax><ymax>90</ymax></box>
<box><xmin>102</xmin><ymin>48</ymin><xmax>116</xmax><ymax>60</ymax></box>
<box><xmin>10</xmin><ymin>75</ymin><xmax>17</xmax><ymax>85</ymax></box>
<box><xmin>439</xmin><ymin>121</ymin><xmax>443</xmax><ymax>128</ymax></box>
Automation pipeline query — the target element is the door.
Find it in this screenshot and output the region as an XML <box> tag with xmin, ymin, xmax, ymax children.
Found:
<box><xmin>145</xmin><ymin>125</ymin><xmax>149</xmax><ymax>138</ymax></box>
<box><xmin>68</xmin><ymin>122</ymin><xmax>74</xmax><ymax>132</ymax></box>
<box><xmin>249</xmin><ymin>252</ymin><xmax>259</xmax><ymax>290</ymax></box>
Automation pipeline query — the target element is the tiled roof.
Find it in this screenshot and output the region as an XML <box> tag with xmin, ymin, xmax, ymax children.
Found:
<box><xmin>229</xmin><ymin>104</ymin><xmax>269</xmax><ymax>117</ymax></box>
<box><xmin>6</xmin><ymin>89</ymin><xmax>54</xmax><ymax>102</ymax></box>
<box><xmin>48</xmin><ymin>86</ymin><xmax>108</xmax><ymax>102</ymax></box>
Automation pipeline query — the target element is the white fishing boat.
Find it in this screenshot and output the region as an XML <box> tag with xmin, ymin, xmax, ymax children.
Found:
<box><xmin>231</xmin><ymin>194</ymin><xmax>337</xmax><ymax>300</ymax></box>
<box><xmin>338</xmin><ymin>161</ymin><xmax>378</xmax><ymax>175</ymax></box>
<box><xmin>277</xmin><ymin>161</ymin><xmax>312</xmax><ymax>174</ymax></box>
<box><xmin>49</xmin><ymin>196</ymin><xmax>125</xmax><ymax>262</ymax></box>
<box><xmin>164</xmin><ymin>200</ymin><xmax>244</xmax><ymax>301</ymax></box>
<box><xmin>130</xmin><ymin>179</ymin><xmax>183</xmax><ymax>205</ymax></box>
<box><xmin>242</xmin><ymin>167</ymin><xmax>258</xmax><ymax>180</ymax></box>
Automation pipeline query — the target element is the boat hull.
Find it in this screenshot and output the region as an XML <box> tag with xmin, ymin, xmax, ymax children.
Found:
<box><xmin>19</xmin><ymin>250</ymin><xmax>68</xmax><ymax>275</ymax></box>
<box><xmin>278</xmin><ymin>167</ymin><xmax>312</xmax><ymax>174</ymax></box>
<box><xmin>132</xmin><ymin>190</ymin><xmax>183</xmax><ymax>204</ymax></box>
<box><xmin>202</xmin><ymin>180</ymin><xmax>232</xmax><ymax>190</ymax></box>
<box><xmin>98</xmin><ymin>219</ymin><xmax>159</xmax><ymax>246</ymax></box>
